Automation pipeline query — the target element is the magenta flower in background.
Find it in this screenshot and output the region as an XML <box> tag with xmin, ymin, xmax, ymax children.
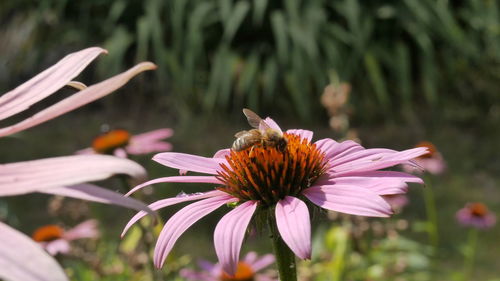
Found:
<box><xmin>32</xmin><ymin>220</ymin><xmax>99</xmax><ymax>256</ymax></box>
<box><xmin>77</xmin><ymin>128</ymin><xmax>173</xmax><ymax>158</ymax></box>
<box><xmin>180</xmin><ymin>252</ymin><xmax>276</xmax><ymax>281</ymax></box>
<box><xmin>123</xmin><ymin>111</ymin><xmax>427</xmax><ymax>275</ymax></box>
<box><xmin>0</xmin><ymin>47</ymin><xmax>156</xmax><ymax>281</ymax></box>
<box><xmin>456</xmin><ymin>202</ymin><xmax>496</xmax><ymax>229</ymax></box>
<box><xmin>404</xmin><ymin>141</ymin><xmax>446</xmax><ymax>175</ymax></box>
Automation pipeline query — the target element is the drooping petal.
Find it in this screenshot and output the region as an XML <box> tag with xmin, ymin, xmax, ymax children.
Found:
<box><xmin>317</xmin><ymin>171</ymin><xmax>423</xmax><ymax>195</ymax></box>
<box><xmin>154</xmin><ymin>195</ymin><xmax>237</xmax><ymax>268</ymax></box>
<box><xmin>0</xmin><ymin>62</ymin><xmax>156</xmax><ymax>137</ymax></box>
<box><xmin>214</xmin><ymin>201</ymin><xmax>258</xmax><ymax>276</ymax></box>
<box><xmin>331</xmin><ymin>147</ymin><xmax>428</xmax><ymax>176</ymax></box>
<box><xmin>0</xmin><ymin>222</ymin><xmax>68</xmax><ymax>281</ymax></box>
<box><xmin>249</xmin><ymin>253</ymin><xmax>275</xmax><ymax>272</ymax></box>
<box><xmin>40</xmin><ymin>184</ymin><xmax>154</xmax><ymax>216</ymax></box>
<box><xmin>275</xmin><ymin>196</ymin><xmax>311</xmax><ymax>259</ymax></box>
<box><xmin>0</xmin><ymin>155</ymin><xmax>146</xmax><ymax>196</ymax></box>
<box><xmin>286</xmin><ymin>129</ymin><xmax>313</xmax><ymax>142</ymax></box>
<box><xmin>121</xmin><ymin>190</ymin><xmax>227</xmax><ymax>237</ymax></box>
<box><xmin>62</xmin><ymin>219</ymin><xmax>99</xmax><ymax>240</ymax></box>
<box><xmin>303</xmin><ymin>185</ymin><xmax>393</xmax><ymax>217</ymax></box>
<box><xmin>125</xmin><ymin>176</ymin><xmax>222</xmax><ymax>196</ymax></box>
<box><xmin>0</xmin><ymin>47</ymin><xmax>106</xmax><ymax>121</ymax></box>
<box><xmin>153</xmin><ymin>152</ymin><xmax>226</xmax><ymax>174</ymax></box>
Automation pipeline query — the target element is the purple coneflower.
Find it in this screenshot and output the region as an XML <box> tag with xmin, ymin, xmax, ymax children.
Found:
<box><xmin>404</xmin><ymin>141</ymin><xmax>446</xmax><ymax>175</ymax></box>
<box><xmin>456</xmin><ymin>202</ymin><xmax>496</xmax><ymax>229</ymax></box>
<box><xmin>77</xmin><ymin>128</ymin><xmax>173</xmax><ymax>157</ymax></box>
<box><xmin>180</xmin><ymin>252</ymin><xmax>276</xmax><ymax>281</ymax></box>
<box><xmin>32</xmin><ymin>220</ymin><xmax>99</xmax><ymax>256</ymax></box>
<box><xmin>123</xmin><ymin>110</ymin><xmax>427</xmax><ymax>278</ymax></box>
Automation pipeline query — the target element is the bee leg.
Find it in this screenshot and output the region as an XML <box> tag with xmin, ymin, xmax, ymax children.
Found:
<box><xmin>249</xmin><ymin>146</ymin><xmax>256</xmax><ymax>158</ymax></box>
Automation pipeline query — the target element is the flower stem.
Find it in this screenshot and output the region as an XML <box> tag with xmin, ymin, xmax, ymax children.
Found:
<box><xmin>423</xmin><ymin>177</ymin><xmax>439</xmax><ymax>251</ymax></box>
<box><xmin>463</xmin><ymin>228</ymin><xmax>478</xmax><ymax>281</ymax></box>
<box><xmin>268</xmin><ymin>216</ymin><xmax>297</xmax><ymax>281</ymax></box>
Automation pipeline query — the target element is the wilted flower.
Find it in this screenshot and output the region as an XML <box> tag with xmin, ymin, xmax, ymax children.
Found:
<box><xmin>180</xmin><ymin>252</ymin><xmax>276</xmax><ymax>281</ymax></box>
<box><xmin>32</xmin><ymin>220</ymin><xmax>99</xmax><ymax>256</ymax></box>
<box><xmin>404</xmin><ymin>141</ymin><xmax>446</xmax><ymax>175</ymax></box>
<box><xmin>456</xmin><ymin>202</ymin><xmax>496</xmax><ymax>229</ymax></box>
<box><xmin>77</xmin><ymin>128</ymin><xmax>173</xmax><ymax>157</ymax></box>
<box><xmin>123</xmin><ymin>110</ymin><xmax>426</xmax><ymax>275</ymax></box>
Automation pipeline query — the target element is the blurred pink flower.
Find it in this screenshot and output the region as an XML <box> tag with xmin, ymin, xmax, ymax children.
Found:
<box><xmin>383</xmin><ymin>194</ymin><xmax>409</xmax><ymax>213</ymax></box>
<box><xmin>32</xmin><ymin>220</ymin><xmax>99</xmax><ymax>256</ymax></box>
<box><xmin>0</xmin><ymin>47</ymin><xmax>156</xmax><ymax>281</ymax></box>
<box><xmin>122</xmin><ymin>111</ymin><xmax>427</xmax><ymax>275</ymax></box>
<box><xmin>404</xmin><ymin>141</ymin><xmax>446</xmax><ymax>175</ymax></box>
<box><xmin>77</xmin><ymin>128</ymin><xmax>173</xmax><ymax>157</ymax></box>
<box><xmin>456</xmin><ymin>202</ymin><xmax>496</xmax><ymax>229</ymax></box>
<box><xmin>180</xmin><ymin>252</ymin><xmax>276</xmax><ymax>281</ymax></box>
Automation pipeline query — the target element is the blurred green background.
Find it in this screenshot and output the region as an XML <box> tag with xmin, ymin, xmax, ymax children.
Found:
<box><xmin>0</xmin><ymin>0</ymin><xmax>499</xmax><ymax>280</ymax></box>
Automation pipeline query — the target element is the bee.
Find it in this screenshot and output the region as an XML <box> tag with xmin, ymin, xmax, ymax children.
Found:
<box><xmin>232</xmin><ymin>108</ymin><xmax>287</xmax><ymax>153</ymax></box>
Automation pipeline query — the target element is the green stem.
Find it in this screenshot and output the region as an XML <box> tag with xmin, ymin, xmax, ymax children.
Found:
<box><xmin>463</xmin><ymin>228</ymin><xmax>478</xmax><ymax>281</ymax></box>
<box><xmin>268</xmin><ymin>216</ymin><xmax>297</xmax><ymax>281</ymax></box>
<box><xmin>423</xmin><ymin>177</ymin><xmax>439</xmax><ymax>251</ymax></box>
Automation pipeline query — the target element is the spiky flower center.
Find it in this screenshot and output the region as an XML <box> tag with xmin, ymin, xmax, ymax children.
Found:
<box><xmin>92</xmin><ymin>129</ymin><xmax>131</xmax><ymax>154</ymax></box>
<box><xmin>469</xmin><ymin>203</ymin><xmax>488</xmax><ymax>217</ymax></box>
<box><xmin>217</xmin><ymin>133</ymin><xmax>327</xmax><ymax>206</ymax></box>
<box><xmin>32</xmin><ymin>225</ymin><xmax>64</xmax><ymax>242</ymax></box>
<box><xmin>220</xmin><ymin>262</ymin><xmax>254</xmax><ymax>281</ymax></box>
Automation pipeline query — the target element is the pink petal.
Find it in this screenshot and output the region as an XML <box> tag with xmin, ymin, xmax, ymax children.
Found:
<box><xmin>318</xmin><ymin>171</ymin><xmax>423</xmax><ymax>195</ymax></box>
<box><xmin>63</xmin><ymin>219</ymin><xmax>99</xmax><ymax>240</ymax></box>
<box><xmin>153</xmin><ymin>152</ymin><xmax>226</xmax><ymax>175</ymax></box>
<box><xmin>286</xmin><ymin>129</ymin><xmax>313</xmax><ymax>142</ymax></box>
<box><xmin>0</xmin><ymin>222</ymin><xmax>68</xmax><ymax>281</ymax></box>
<box><xmin>0</xmin><ymin>47</ymin><xmax>106</xmax><ymax>121</ymax></box>
<box><xmin>214</xmin><ymin>201</ymin><xmax>258</xmax><ymax>275</ymax></box>
<box><xmin>303</xmin><ymin>185</ymin><xmax>393</xmax><ymax>217</ymax></box>
<box><xmin>0</xmin><ymin>62</ymin><xmax>156</xmax><ymax>137</ymax></box>
<box><xmin>127</xmin><ymin>128</ymin><xmax>174</xmax><ymax>154</ymax></box>
<box><xmin>275</xmin><ymin>196</ymin><xmax>311</xmax><ymax>259</ymax></box>
<box><xmin>43</xmin><ymin>239</ymin><xmax>71</xmax><ymax>256</ymax></box>
<box><xmin>261</xmin><ymin>117</ymin><xmax>282</xmax><ymax>133</ymax></box>
<box><xmin>314</xmin><ymin>139</ymin><xmax>364</xmax><ymax>161</ymax></box>
<box><xmin>125</xmin><ymin>176</ymin><xmax>222</xmax><ymax>196</ymax></box>
<box><xmin>114</xmin><ymin>148</ymin><xmax>128</xmax><ymax>158</ymax></box>
<box><xmin>0</xmin><ymin>155</ymin><xmax>146</xmax><ymax>196</ymax></box>
<box><xmin>131</xmin><ymin>128</ymin><xmax>173</xmax><ymax>142</ymax></box>
<box><xmin>213</xmin><ymin>149</ymin><xmax>231</xmax><ymax>159</ymax></box>
<box><xmin>121</xmin><ymin>190</ymin><xmax>227</xmax><ymax>237</ymax></box>
<box><xmin>331</xmin><ymin>147</ymin><xmax>428</xmax><ymax>176</ymax></box>
<box><xmin>40</xmin><ymin>184</ymin><xmax>154</xmax><ymax>217</ymax></box>
<box><xmin>154</xmin><ymin>195</ymin><xmax>237</xmax><ymax>268</ymax></box>
<box><xmin>247</xmin><ymin>253</ymin><xmax>275</xmax><ymax>272</ymax></box>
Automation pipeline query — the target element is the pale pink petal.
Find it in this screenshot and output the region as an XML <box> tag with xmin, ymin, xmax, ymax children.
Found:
<box><xmin>43</xmin><ymin>239</ymin><xmax>71</xmax><ymax>256</ymax></box>
<box><xmin>125</xmin><ymin>176</ymin><xmax>222</xmax><ymax>196</ymax></box>
<box><xmin>63</xmin><ymin>219</ymin><xmax>99</xmax><ymax>240</ymax></box>
<box><xmin>121</xmin><ymin>190</ymin><xmax>227</xmax><ymax>237</ymax></box>
<box><xmin>127</xmin><ymin>128</ymin><xmax>174</xmax><ymax>154</ymax></box>
<box><xmin>214</xmin><ymin>201</ymin><xmax>258</xmax><ymax>275</ymax></box>
<box><xmin>314</xmin><ymin>139</ymin><xmax>364</xmax><ymax>161</ymax></box>
<box><xmin>130</xmin><ymin>128</ymin><xmax>173</xmax><ymax>142</ymax></box>
<box><xmin>303</xmin><ymin>185</ymin><xmax>393</xmax><ymax>217</ymax></box>
<box><xmin>180</xmin><ymin>268</ymin><xmax>216</xmax><ymax>281</ymax></box>
<box><xmin>154</xmin><ymin>195</ymin><xmax>237</xmax><ymax>268</ymax></box>
<box><xmin>213</xmin><ymin>149</ymin><xmax>231</xmax><ymax>158</ymax></box>
<box><xmin>407</xmin><ymin>156</ymin><xmax>446</xmax><ymax>175</ymax></box>
<box><xmin>331</xmin><ymin>147</ymin><xmax>428</xmax><ymax>176</ymax></box>
<box><xmin>0</xmin><ymin>62</ymin><xmax>156</xmax><ymax>137</ymax></box>
<box><xmin>40</xmin><ymin>184</ymin><xmax>154</xmax><ymax>217</ymax></box>
<box><xmin>329</xmin><ymin>148</ymin><xmax>396</xmax><ymax>168</ymax></box>
<box><xmin>275</xmin><ymin>196</ymin><xmax>311</xmax><ymax>259</ymax></box>
<box><xmin>248</xmin><ymin>253</ymin><xmax>275</xmax><ymax>272</ymax></box>
<box><xmin>261</xmin><ymin>117</ymin><xmax>282</xmax><ymax>133</ymax></box>
<box><xmin>114</xmin><ymin>148</ymin><xmax>128</xmax><ymax>158</ymax></box>
<box><xmin>75</xmin><ymin>147</ymin><xmax>95</xmax><ymax>155</ymax></box>
<box><xmin>153</xmin><ymin>152</ymin><xmax>226</xmax><ymax>174</ymax></box>
<box><xmin>243</xmin><ymin>251</ymin><xmax>258</xmax><ymax>264</ymax></box>
<box><xmin>0</xmin><ymin>222</ymin><xmax>68</xmax><ymax>281</ymax></box>
<box><xmin>317</xmin><ymin>171</ymin><xmax>423</xmax><ymax>195</ymax></box>
<box><xmin>286</xmin><ymin>129</ymin><xmax>313</xmax><ymax>142</ymax></box>
<box><xmin>0</xmin><ymin>47</ymin><xmax>106</xmax><ymax>121</ymax></box>
<box><xmin>0</xmin><ymin>155</ymin><xmax>146</xmax><ymax>196</ymax></box>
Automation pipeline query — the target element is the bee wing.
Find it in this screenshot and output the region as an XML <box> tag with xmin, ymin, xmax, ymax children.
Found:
<box><xmin>242</xmin><ymin>108</ymin><xmax>265</xmax><ymax>129</ymax></box>
<box><xmin>235</xmin><ymin>130</ymin><xmax>248</xmax><ymax>138</ymax></box>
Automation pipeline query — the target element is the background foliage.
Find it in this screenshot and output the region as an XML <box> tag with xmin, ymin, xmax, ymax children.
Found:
<box><xmin>1</xmin><ymin>0</ymin><xmax>499</xmax><ymax>122</ymax></box>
